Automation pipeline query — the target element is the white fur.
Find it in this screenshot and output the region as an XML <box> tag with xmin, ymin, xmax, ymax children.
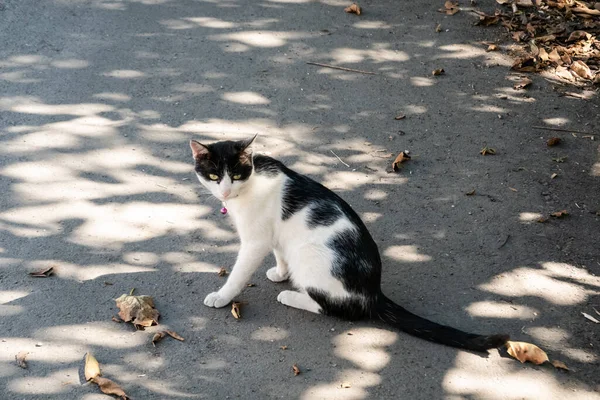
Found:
<box><xmin>196</xmin><ymin>167</ymin><xmax>354</xmax><ymax>313</ymax></box>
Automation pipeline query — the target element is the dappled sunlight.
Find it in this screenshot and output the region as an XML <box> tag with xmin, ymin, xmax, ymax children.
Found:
<box><xmin>328</xmin><ymin>46</ymin><xmax>409</xmax><ymax>64</ymax></box>
<box><xmin>209</xmin><ymin>31</ymin><xmax>312</xmax><ymax>48</ymax></box>
<box><xmin>28</xmin><ymin>260</ymin><xmax>156</xmax><ymax>281</ymax></box>
<box><xmin>0</xmin><ymin>337</ymin><xmax>85</xmax><ymax>363</ymax></box>
<box><xmin>480</xmin><ymin>262</ymin><xmax>600</xmax><ymax>305</ymax></box>
<box><xmin>40</xmin><ymin>323</ymin><xmax>148</xmax><ymax>348</ymax></box>
<box><xmin>333</xmin><ymin>328</ymin><xmax>397</xmax><ymax>371</ymax></box>
<box><xmin>384</xmin><ymin>245</ymin><xmax>432</xmax><ymax>263</ymax></box>
<box><xmin>0</xmin><ymin>290</ymin><xmax>30</xmax><ymax>304</ymax></box>
<box><xmin>527</xmin><ymin>327</ymin><xmax>597</xmax><ymax>363</ymax></box>
<box><xmin>519</xmin><ymin>212</ymin><xmax>544</xmax><ymax>223</ymax></box>
<box><xmin>250</xmin><ymin>326</ymin><xmax>289</xmax><ymax>341</ymax></box>
<box><xmin>222</xmin><ymin>91</ymin><xmax>270</xmax><ymax>105</ymax></box>
<box><xmin>7</xmin><ymin>367</ymin><xmax>79</xmax><ymax>395</ymax></box>
<box><xmin>466</xmin><ymin>301</ymin><xmax>538</xmax><ymax>320</ymax></box>
<box><xmin>301</xmin><ymin>368</ymin><xmax>381</xmax><ymax>400</ymax></box>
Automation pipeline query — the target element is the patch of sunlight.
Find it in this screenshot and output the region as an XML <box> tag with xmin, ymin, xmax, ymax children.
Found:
<box><xmin>479</xmin><ymin>262</ymin><xmax>600</xmax><ymax>305</ymax></box>
<box><xmin>405</xmin><ymin>104</ymin><xmax>428</xmax><ymax>114</ymax></box>
<box><xmin>471</xmin><ymin>104</ymin><xmax>509</xmax><ymax>113</ymax></box>
<box><xmin>173</xmin><ymin>83</ymin><xmax>214</xmax><ymax>93</ymax></box>
<box><xmin>411</xmin><ymin>76</ymin><xmax>435</xmax><ymax>87</ymax></box>
<box><xmin>185</xmin><ymin>16</ymin><xmax>236</xmax><ymax>28</ymax></box>
<box><xmin>103</xmin><ymin>69</ymin><xmax>146</xmax><ymax>78</ymax></box>
<box><xmin>332</xmin><ymin>328</ymin><xmax>397</xmax><ymax>372</ymax></box>
<box><xmin>361</xmin><ymin>212</ymin><xmax>382</xmax><ymax>223</ymax></box>
<box><xmin>0</xmin><ymin>71</ymin><xmax>40</xmax><ymax>83</ymax></box>
<box><xmin>444</xmin><ymin>352</ymin><xmax>599</xmax><ymax>399</ymax></box>
<box><xmin>8</xmin><ymin>368</ymin><xmax>79</xmax><ymax>395</ymax></box>
<box><xmin>188</xmin><ymin>316</ymin><xmax>208</xmax><ymax>331</ymax></box>
<box><xmin>466</xmin><ymin>301</ymin><xmax>538</xmax><ymax>320</ymax></box>
<box><xmin>124</xmin><ymin>352</ymin><xmax>165</xmax><ymax>370</ymax></box>
<box><xmin>519</xmin><ymin>212</ymin><xmax>544</xmax><ymax>222</ymax></box>
<box><xmin>9</xmin><ymin>55</ymin><xmax>45</xmax><ymax>64</ymax></box>
<box><xmin>592</xmin><ymin>162</ymin><xmax>600</xmax><ymax>176</ymax></box>
<box><xmin>0</xmin><ymin>96</ymin><xmax>114</xmax><ymax>116</ymax></box>
<box><xmin>329</xmin><ymin>47</ymin><xmax>409</xmax><ymax>64</ymax></box>
<box><xmin>27</xmin><ymin>260</ymin><xmax>155</xmax><ymax>281</ymax></box>
<box><xmin>41</xmin><ymin>322</ymin><xmax>148</xmax><ymax>348</ymax></box>
<box><xmin>435</xmin><ymin>44</ymin><xmax>487</xmax><ymax>59</ymax></box>
<box><xmin>322</xmin><ymin>171</ymin><xmax>407</xmax><ymax>191</ymax></box>
<box><xmin>0</xmin><ymin>290</ymin><xmax>30</xmax><ymax>304</ymax></box>
<box><xmin>0</xmin><ymin>338</ymin><xmax>84</xmax><ymax>363</ymax></box>
<box><xmin>222</xmin><ymin>91</ymin><xmax>270</xmax><ymax>105</ymax></box>
<box><xmin>384</xmin><ymin>245</ymin><xmax>432</xmax><ymax>262</ymax></box>
<box><xmin>175</xmin><ymin>261</ymin><xmax>224</xmax><ymax>273</ymax></box>
<box><xmin>93</xmin><ymin>92</ymin><xmax>131</xmax><ymax>102</ymax></box>
<box><xmin>353</xmin><ymin>20</ymin><xmax>392</xmax><ymax>29</ymax></box>
<box><xmin>0</xmin><ymin>305</ymin><xmax>24</xmax><ymax>316</ymax></box>
<box><xmin>301</xmin><ymin>368</ymin><xmax>380</xmax><ymax>400</ymax></box>
<box><xmin>542</xmin><ymin>117</ymin><xmax>569</xmax><ymax>126</ymax></box>
<box><xmin>50</xmin><ymin>59</ymin><xmax>89</xmax><ymax>69</ymax></box>
<box><xmin>251</xmin><ymin>327</ymin><xmax>289</xmax><ymax>341</ymax></box>
<box><xmin>527</xmin><ymin>327</ymin><xmax>597</xmax><ymax>363</ymax></box>
<box><xmin>209</xmin><ymin>31</ymin><xmax>311</xmax><ymax>48</ymax></box>
<box><xmin>123</xmin><ymin>252</ymin><xmax>160</xmax><ymax>265</ymax></box>
<box><xmin>364</xmin><ymin>189</ymin><xmax>387</xmax><ymax>200</ymax></box>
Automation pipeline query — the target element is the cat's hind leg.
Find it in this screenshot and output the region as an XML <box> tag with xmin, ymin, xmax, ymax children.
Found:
<box><xmin>266</xmin><ymin>249</ymin><xmax>289</xmax><ymax>283</ymax></box>
<box><xmin>277</xmin><ymin>290</ymin><xmax>322</xmax><ymax>314</ymax></box>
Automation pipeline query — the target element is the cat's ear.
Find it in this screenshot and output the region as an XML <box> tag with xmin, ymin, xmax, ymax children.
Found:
<box><xmin>190</xmin><ymin>140</ymin><xmax>209</xmax><ymax>159</ymax></box>
<box><xmin>239</xmin><ymin>134</ymin><xmax>257</xmax><ymax>151</ymax></box>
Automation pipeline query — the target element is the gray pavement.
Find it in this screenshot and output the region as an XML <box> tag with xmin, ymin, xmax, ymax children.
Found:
<box><xmin>1</xmin><ymin>0</ymin><xmax>599</xmax><ymax>398</ymax></box>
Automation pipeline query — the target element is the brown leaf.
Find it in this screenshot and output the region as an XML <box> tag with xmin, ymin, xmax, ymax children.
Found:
<box><xmin>513</xmin><ymin>77</ymin><xmax>532</xmax><ymax>90</ymax></box>
<box><xmin>84</xmin><ymin>352</ymin><xmax>102</xmax><ymax>381</ymax></box>
<box><xmin>547</xmin><ymin>137</ymin><xmax>561</xmax><ymax>146</ymax></box>
<box><xmin>466</xmin><ymin>190</ymin><xmax>476</xmax><ymax>196</ymax></box>
<box><xmin>537</xmin><ymin>217</ymin><xmax>548</xmax><ymax>223</ymax></box>
<box><xmin>344</xmin><ymin>3</ymin><xmax>361</xmax><ymax>15</ymax></box>
<box><xmin>394</xmin><ymin>114</ymin><xmax>406</xmax><ymax>120</ymax></box>
<box><xmin>435</xmin><ymin>24</ymin><xmax>442</xmax><ymax>32</ymax></box>
<box><xmin>511</xmin><ymin>57</ymin><xmax>536</xmax><ymax>72</ymax></box>
<box><xmin>551</xmin><ymin>173</ymin><xmax>558</xmax><ymax>179</ymax></box>
<box><xmin>231</xmin><ymin>302</ymin><xmax>242</xmax><ymax>319</ymax></box>
<box><xmin>570</xmin><ymin>61</ymin><xmax>593</xmax><ymax>80</ymax></box>
<box><xmin>486</xmin><ymin>44</ymin><xmax>499</xmax><ymax>52</ymax></box>
<box><xmin>439</xmin><ymin>0</ymin><xmax>460</xmax><ymax>15</ymax></box>
<box><xmin>582</xmin><ymin>312</ymin><xmax>600</xmax><ymax>323</ymax></box>
<box><xmin>217</xmin><ymin>267</ymin><xmax>228</xmax><ymax>277</ymax></box>
<box><xmin>538</xmin><ymin>47</ymin><xmax>549</xmax><ymax>62</ymax></box>
<box><xmin>432</xmin><ymin>68</ymin><xmax>445</xmax><ymax>76</ymax></box>
<box><xmin>509</xmin><ymin>187</ymin><xmax>518</xmax><ymax>192</ymax></box>
<box><xmin>15</xmin><ymin>351</ymin><xmax>28</xmax><ymax>369</ymax></box>
<box><xmin>550</xmin><ymin>209</ymin><xmax>568</xmax><ymax>218</ymax></box>
<box><xmin>280</xmin><ymin>345</ymin><xmax>288</xmax><ymax>350</ymax></box>
<box><xmin>567</xmin><ymin>30</ymin><xmax>589</xmax><ymax>42</ymax></box>
<box><xmin>92</xmin><ymin>376</ymin><xmax>129</xmax><ymax>400</ymax></box>
<box><xmin>392</xmin><ymin>151</ymin><xmax>411</xmax><ymax>172</ymax></box>
<box><xmin>512</xmin><ymin>31</ymin><xmax>528</xmax><ymax>43</ymax></box>
<box><xmin>29</xmin><ymin>266</ymin><xmax>54</xmax><ymax>278</ymax></box>
<box><xmin>554</xmin><ymin>66</ymin><xmax>575</xmax><ymax>82</ymax></box>
<box><xmin>548</xmin><ymin>48</ymin><xmax>561</xmax><ymax>64</ymax></box>
<box><xmin>550</xmin><ymin>360</ymin><xmax>569</xmax><ymax>371</ymax></box>
<box><xmin>166</xmin><ymin>330</ymin><xmax>185</xmax><ymax>341</ymax></box>
<box><xmin>246</xmin><ymin>283</ymin><xmax>255</xmax><ymax>287</ymax></box>
<box><xmin>535</xmin><ymin>34</ymin><xmax>556</xmax><ymax>43</ymax></box>
<box><xmin>476</xmin><ymin>14</ymin><xmax>500</xmax><ymax>26</ymax></box>
<box><xmin>111</xmin><ymin>316</ymin><xmax>122</xmax><ymax>323</ymax></box>
<box><xmin>480</xmin><ymin>146</ymin><xmax>496</xmax><ymax>155</ymax></box>
<box><xmin>152</xmin><ymin>332</ymin><xmax>166</xmax><ymax>347</ymax></box>
<box><xmin>115</xmin><ymin>294</ymin><xmax>160</xmax><ymax>328</ymax></box>
<box><xmin>506</xmin><ymin>341</ymin><xmax>549</xmax><ymax>365</ymax></box>
<box><xmin>292</xmin><ymin>364</ymin><xmax>301</xmax><ymax>376</ymax></box>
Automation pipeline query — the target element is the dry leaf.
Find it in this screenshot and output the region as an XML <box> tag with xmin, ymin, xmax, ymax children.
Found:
<box><xmin>509</xmin><ymin>187</ymin><xmax>518</xmax><ymax>192</ymax></box>
<box><xmin>513</xmin><ymin>77</ymin><xmax>532</xmax><ymax>89</ymax></box>
<box><xmin>487</xmin><ymin>44</ymin><xmax>499</xmax><ymax>51</ymax></box>
<box><xmin>538</xmin><ymin>47</ymin><xmax>549</xmax><ymax>61</ymax></box>
<box><xmin>537</xmin><ymin>217</ymin><xmax>548</xmax><ymax>223</ymax></box>
<box><xmin>246</xmin><ymin>283</ymin><xmax>255</xmax><ymax>287</ymax></box>
<box><xmin>480</xmin><ymin>146</ymin><xmax>496</xmax><ymax>155</ymax></box>
<box><xmin>92</xmin><ymin>376</ymin><xmax>129</xmax><ymax>400</ymax></box>
<box><xmin>582</xmin><ymin>312</ymin><xmax>600</xmax><ymax>323</ymax></box>
<box><xmin>217</xmin><ymin>267</ymin><xmax>228</xmax><ymax>277</ymax></box>
<box><xmin>570</xmin><ymin>60</ymin><xmax>593</xmax><ymax>80</ymax></box>
<box><xmin>550</xmin><ymin>209</ymin><xmax>568</xmax><ymax>218</ymax></box>
<box><xmin>394</xmin><ymin>114</ymin><xmax>406</xmax><ymax>120</ymax></box>
<box><xmin>115</xmin><ymin>294</ymin><xmax>160</xmax><ymax>328</ymax></box>
<box><xmin>435</xmin><ymin>24</ymin><xmax>442</xmax><ymax>32</ymax></box>
<box><xmin>292</xmin><ymin>364</ymin><xmax>301</xmax><ymax>376</ymax></box>
<box><xmin>466</xmin><ymin>189</ymin><xmax>476</xmax><ymax>196</ymax></box>
<box><xmin>506</xmin><ymin>341</ymin><xmax>549</xmax><ymax>365</ymax></box>
<box><xmin>392</xmin><ymin>151</ymin><xmax>411</xmax><ymax>172</ymax></box>
<box><xmin>280</xmin><ymin>345</ymin><xmax>288</xmax><ymax>350</ymax></box>
<box><xmin>548</xmin><ymin>49</ymin><xmax>561</xmax><ymax>64</ymax></box>
<box><xmin>551</xmin><ymin>360</ymin><xmax>569</xmax><ymax>371</ymax></box>
<box><xmin>152</xmin><ymin>332</ymin><xmax>166</xmax><ymax>347</ymax></box>
<box><xmin>84</xmin><ymin>352</ymin><xmax>101</xmax><ymax>381</ymax></box>
<box><xmin>439</xmin><ymin>0</ymin><xmax>460</xmax><ymax>15</ymax></box>
<box><xmin>341</xmin><ymin>382</ymin><xmax>352</xmax><ymax>388</ymax></box>
<box><xmin>512</xmin><ymin>56</ymin><xmax>536</xmax><ymax>72</ymax></box>
<box><xmin>567</xmin><ymin>30</ymin><xmax>589</xmax><ymax>42</ymax></box>
<box><xmin>111</xmin><ymin>316</ymin><xmax>122</xmax><ymax>323</ymax></box>
<box><xmin>551</xmin><ymin>173</ymin><xmax>558</xmax><ymax>179</ymax></box>
<box><xmin>231</xmin><ymin>302</ymin><xmax>242</xmax><ymax>319</ymax></box>
<box><xmin>166</xmin><ymin>330</ymin><xmax>185</xmax><ymax>341</ymax></box>
<box><xmin>15</xmin><ymin>351</ymin><xmax>28</xmax><ymax>369</ymax></box>
<box><xmin>29</xmin><ymin>267</ymin><xmax>54</xmax><ymax>278</ymax></box>
<box><xmin>344</xmin><ymin>3</ymin><xmax>361</xmax><ymax>15</ymax></box>
<box><xmin>547</xmin><ymin>137</ymin><xmax>561</xmax><ymax>146</ymax></box>
<box><xmin>432</xmin><ymin>68</ymin><xmax>445</xmax><ymax>76</ymax></box>
<box><xmin>515</xmin><ymin>0</ymin><xmax>534</xmax><ymax>6</ymax></box>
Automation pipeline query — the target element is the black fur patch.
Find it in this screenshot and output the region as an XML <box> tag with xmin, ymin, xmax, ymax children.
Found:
<box><xmin>253</xmin><ymin>154</ymin><xmax>283</xmax><ymax>177</ymax></box>
<box><xmin>194</xmin><ymin>140</ymin><xmax>253</xmax><ymax>182</ymax></box>
<box><xmin>306</xmin><ymin>288</ymin><xmax>369</xmax><ymax>321</ymax></box>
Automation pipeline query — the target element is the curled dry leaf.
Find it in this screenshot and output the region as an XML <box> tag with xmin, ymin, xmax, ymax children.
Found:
<box><xmin>292</xmin><ymin>364</ymin><xmax>301</xmax><ymax>376</ymax></box>
<box><xmin>551</xmin><ymin>360</ymin><xmax>569</xmax><ymax>371</ymax></box>
<box><xmin>550</xmin><ymin>209</ymin><xmax>568</xmax><ymax>218</ymax></box>
<box><xmin>152</xmin><ymin>332</ymin><xmax>166</xmax><ymax>347</ymax></box>
<box><xmin>509</xmin><ymin>187</ymin><xmax>518</xmax><ymax>192</ymax></box>
<box><xmin>466</xmin><ymin>190</ymin><xmax>476</xmax><ymax>196</ymax></box>
<box><xmin>246</xmin><ymin>283</ymin><xmax>255</xmax><ymax>287</ymax></box>
<box><xmin>487</xmin><ymin>44</ymin><xmax>499</xmax><ymax>52</ymax></box>
<box><xmin>551</xmin><ymin>173</ymin><xmax>558</xmax><ymax>179</ymax></box>
<box><xmin>432</xmin><ymin>68</ymin><xmax>445</xmax><ymax>76</ymax></box>
<box><xmin>435</xmin><ymin>24</ymin><xmax>442</xmax><ymax>32</ymax></box>
<box><xmin>392</xmin><ymin>151</ymin><xmax>411</xmax><ymax>172</ymax></box>
<box><xmin>111</xmin><ymin>316</ymin><xmax>122</xmax><ymax>323</ymax></box>
<box><xmin>511</xmin><ymin>57</ymin><xmax>536</xmax><ymax>72</ymax></box>
<box><xmin>84</xmin><ymin>353</ymin><xmax>102</xmax><ymax>381</ymax></box>
<box><xmin>439</xmin><ymin>0</ymin><xmax>460</xmax><ymax>15</ymax></box>
<box><xmin>514</xmin><ymin>77</ymin><xmax>533</xmax><ymax>89</ymax></box>
<box><xmin>166</xmin><ymin>330</ymin><xmax>185</xmax><ymax>341</ymax></box>
<box><xmin>231</xmin><ymin>302</ymin><xmax>242</xmax><ymax>319</ymax></box>
<box><xmin>92</xmin><ymin>376</ymin><xmax>129</xmax><ymax>400</ymax></box>
<box><xmin>506</xmin><ymin>341</ymin><xmax>549</xmax><ymax>365</ymax></box>
<box><xmin>547</xmin><ymin>137</ymin><xmax>561</xmax><ymax>146</ymax></box>
<box><xmin>217</xmin><ymin>267</ymin><xmax>228</xmax><ymax>277</ymax></box>
<box><xmin>280</xmin><ymin>345</ymin><xmax>288</xmax><ymax>350</ymax></box>
<box><xmin>480</xmin><ymin>146</ymin><xmax>496</xmax><ymax>155</ymax></box>
<box><xmin>344</xmin><ymin>3</ymin><xmax>361</xmax><ymax>15</ymax></box>
<box><xmin>29</xmin><ymin>266</ymin><xmax>54</xmax><ymax>278</ymax></box>
<box><xmin>567</xmin><ymin>30</ymin><xmax>589</xmax><ymax>42</ymax></box>
<box><xmin>394</xmin><ymin>114</ymin><xmax>406</xmax><ymax>120</ymax></box>
<box><xmin>537</xmin><ymin>216</ymin><xmax>548</xmax><ymax>223</ymax></box>
<box><xmin>15</xmin><ymin>351</ymin><xmax>28</xmax><ymax>369</ymax></box>
<box><xmin>115</xmin><ymin>294</ymin><xmax>160</xmax><ymax>328</ymax></box>
<box><xmin>570</xmin><ymin>61</ymin><xmax>593</xmax><ymax>80</ymax></box>
<box><xmin>582</xmin><ymin>312</ymin><xmax>600</xmax><ymax>323</ymax></box>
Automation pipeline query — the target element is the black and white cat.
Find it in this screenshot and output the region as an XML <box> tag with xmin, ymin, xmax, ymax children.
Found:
<box><xmin>190</xmin><ymin>136</ymin><xmax>508</xmax><ymax>352</ymax></box>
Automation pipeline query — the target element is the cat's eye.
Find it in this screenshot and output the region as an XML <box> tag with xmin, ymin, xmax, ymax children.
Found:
<box><xmin>208</xmin><ymin>174</ymin><xmax>219</xmax><ymax>181</ymax></box>
<box><xmin>232</xmin><ymin>174</ymin><xmax>242</xmax><ymax>180</ymax></box>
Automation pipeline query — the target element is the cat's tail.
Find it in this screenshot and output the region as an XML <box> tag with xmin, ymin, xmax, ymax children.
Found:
<box><xmin>374</xmin><ymin>295</ymin><xmax>509</xmax><ymax>352</ymax></box>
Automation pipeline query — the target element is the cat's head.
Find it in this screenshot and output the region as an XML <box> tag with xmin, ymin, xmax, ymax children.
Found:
<box><xmin>189</xmin><ymin>135</ymin><xmax>256</xmax><ymax>201</ymax></box>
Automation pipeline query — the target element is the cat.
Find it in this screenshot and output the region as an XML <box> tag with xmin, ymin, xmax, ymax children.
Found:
<box><xmin>190</xmin><ymin>136</ymin><xmax>509</xmax><ymax>352</ymax></box>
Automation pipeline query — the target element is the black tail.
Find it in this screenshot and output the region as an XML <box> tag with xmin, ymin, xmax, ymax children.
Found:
<box><xmin>375</xmin><ymin>295</ymin><xmax>509</xmax><ymax>352</ymax></box>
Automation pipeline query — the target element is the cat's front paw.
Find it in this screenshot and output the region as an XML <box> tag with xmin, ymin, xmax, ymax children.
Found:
<box><xmin>204</xmin><ymin>292</ymin><xmax>231</xmax><ymax>308</ymax></box>
<box><xmin>266</xmin><ymin>267</ymin><xmax>288</xmax><ymax>283</ymax></box>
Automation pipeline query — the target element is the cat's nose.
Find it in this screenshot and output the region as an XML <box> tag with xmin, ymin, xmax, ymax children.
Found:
<box><xmin>222</xmin><ymin>189</ymin><xmax>231</xmax><ymax>198</ymax></box>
